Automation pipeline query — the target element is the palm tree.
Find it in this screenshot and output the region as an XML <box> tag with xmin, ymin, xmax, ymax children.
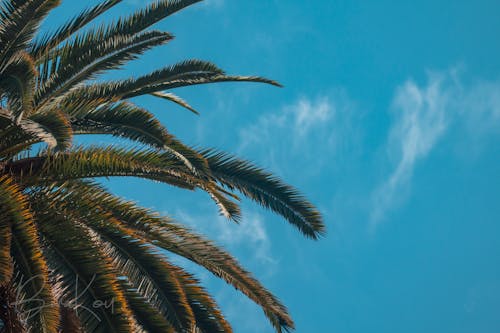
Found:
<box><xmin>0</xmin><ymin>1</ymin><xmax>325</xmax><ymax>332</ymax></box>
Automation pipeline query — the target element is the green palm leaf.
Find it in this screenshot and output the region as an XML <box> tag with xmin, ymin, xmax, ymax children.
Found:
<box><xmin>61</xmin><ymin>60</ymin><xmax>281</xmax><ymax>109</ymax></box>
<box><xmin>0</xmin><ymin>110</ymin><xmax>72</xmax><ymax>158</ymax></box>
<box><xmin>71</xmin><ymin>206</ymin><xmax>231</xmax><ymax>332</ymax></box>
<box><xmin>31</xmin><ymin>0</ymin><xmax>122</xmax><ymax>60</ymax></box>
<box><xmin>0</xmin><ymin>176</ymin><xmax>18</xmax><ymax>285</ymax></box>
<box><xmin>32</xmin><ymin>199</ymin><xmax>134</xmax><ymax>332</ymax></box>
<box><xmin>0</xmin><ymin>51</ymin><xmax>36</xmax><ymax>121</ymax></box>
<box><xmin>35</xmin><ymin>30</ymin><xmax>173</xmax><ymax>107</ymax></box>
<box><xmin>42</xmin><ymin>180</ymin><xmax>295</xmax><ymax>331</ymax></box>
<box><xmin>103</xmin><ymin>0</ymin><xmax>202</xmax><ymax>38</ymax></box>
<box><xmin>5</xmin><ymin>146</ymin><xmax>194</xmax><ymax>187</ymax></box>
<box><xmin>202</xmin><ymin>149</ymin><xmax>326</xmax><ymax>239</ymax></box>
<box><xmin>0</xmin><ymin>1</ymin><xmax>324</xmax><ymax>332</ymax></box>
<box><xmin>170</xmin><ymin>267</ymin><xmax>232</xmax><ymax>333</ymax></box>
<box><xmin>68</xmin><ymin>101</ymin><xmax>210</xmax><ymax>173</ymax></box>
<box><xmin>0</xmin><ymin>0</ymin><xmax>59</xmax><ymax>69</ymax></box>
<box><xmin>150</xmin><ymin>91</ymin><xmax>199</xmax><ymax>114</ymax></box>
<box><xmin>0</xmin><ymin>176</ymin><xmax>59</xmax><ymax>333</ymax></box>
<box><xmin>119</xmin><ymin>281</ymin><xmax>175</xmax><ymax>333</ymax></box>
<box><xmin>33</xmin><ymin>183</ymin><xmax>234</xmax><ymax>331</ymax></box>
<box><xmin>5</xmin><ymin>147</ymin><xmax>242</xmax><ymax>217</ymax></box>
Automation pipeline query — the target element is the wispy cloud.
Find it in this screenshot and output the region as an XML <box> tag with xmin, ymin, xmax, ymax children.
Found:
<box><xmin>370</xmin><ymin>73</ymin><xmax>449</xmax><ymax>224</ymax></box>
<box><xmin>455</xmin><ymin>78</ymin><xmax>500</xmax><ymax>149</ymax></box>
<box><xmin>239</xmin><ymin>96</ymin><xmax>333</xmax><ymax>150</ymax></box>
<box><xmin>238</xmin><ymin>93</ymin><xmax>359</xmax><ymax>178</ymax></box>
<box><xmin>371</xmin><ymin>70</ymin><xmax>500</xmax><ymax>225</ymax></box>
<box><xmin>293</xmin><ymin>97</ymin><xmax>332</xmax><ymax>136</ymax></box>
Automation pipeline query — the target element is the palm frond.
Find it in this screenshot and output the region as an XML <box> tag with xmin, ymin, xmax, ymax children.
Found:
<box><xmin>66</xmin><ymin>59</ymin><xmax>275</xmax><ymax>96</ymax></box>
<box><xmin>88</xmin><ymin>225</ymin><xmax>196</xmax><ymax>331</ymax></box>
<box><xmin>173</xmin><ymin>267</ymin><xmax>232</xmax><ymax>333</ymax></box>
<box><xmin>85</xmin><ymin>219</ymin><xmax>230</xmax><ymax>332</ymax></box>
<box><xmin>125</xmin><ymin>75</ymin><xmax>282</xmax><ymax>99</ymax></box>
<box><xmin>201</xmin><ymin>149</ymin><xmax>326</xmax><ymax>239</ymax></box>
<box><xmin>27</xmin><ymin>94</ymin><xmax>208</xmax><ymax>176</ymax></box>
<box><xmin>5</xmin><ymin>147</ymin><xmax>241</xmax><ymax>217</ymax></box>
<box><xmin>44</xmin><ymin>180</ymin><xmax>295</xmax><ymax>331</ymax></box>
<box><xmin>119</xmin><ymin>281</ymin><xmax>175</xmax><ymax>333</ymax></box>
<box><xmin>4</xmin><ymin>146</ymin><xmax>197</xmax><ymax>189</ymax></box>
<box><xmin>0</xmin><ymin>51</ymin><xmax>36</xmax><ymax>122</ymax></box>
<box><xmin>32</xmin><ymin>199</ymin><xmax>134</xmax><ymax>332</ymax></box>
<box><xmin>121</xmin><ymin>60</ymin><xmax>225</xmax><ymax>96</ymax></box>
<box><xmin>151</xmin><ymin>91</ymin><xmax>199</xmax><ymax>114</ymax></box>
<box><xmin>68</xmin><ymin>101</ymin><xmax>210</xmax><ymax>174</ymax></box>
<box><xmin>31</xmin><ymin>0</ymin><xmax>122</xmax><ymax>60</ymax></box>
<box><xmin>3</xmin><ymin>177</ymin><xmax>59</xmax><ymax>333</ymax></box>
<box><xmin>35</xmin><ymin>189</ymin><xmax>196</xmax><ymax>331</ymax></box>
<box><xmin>0</xmin><ymin>114</ymin><xmax>70</xmax><ymax>159</ymax></box>
<box><xmin>0</xmin><ymin>175</ymin><xmax>19</xmax><ymax>285</ymax></box>
<box><xmin>28</xmin><ymin>110</ymin><xmax>73</xmax><ymax>149</ymax></box>
<box><xmin>0</xmin><ymin>0</ymin><xmax>60</xmax><ymax>69</ymax></box>
<box><xmin>69</xmin><ymin>101</ymin><xmax>172</xmax><ymax>147</ymax></box>
<box><xmin>102</xmin><ymin>0</ymin><xmax>202</xmax><ymax>38</ymax></box>
<box><xmin>204</xmin><ymin>183</ymin><xmax>242</xmax><ymax>221</ymax></box>
<box><xmin>35</xmin><ymin>30</ymin><xmax>172</xmax><ymax>106</ymax></box>
<box><xmin>64</xmin><ymin>59</ymin><xmax>224</xmax><ymax>101</ymax></box>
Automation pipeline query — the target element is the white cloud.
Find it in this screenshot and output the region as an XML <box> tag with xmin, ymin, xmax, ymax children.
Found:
<box><xmin>371</xmin><ymin>70</ymin><xmax>500</xmax><ymax>225</ymax></box>
<box><xmin>239</xmin><ymin>96</ymin><xmax>333</xmax><ymax>150</ymax></box>
<box><xmin>370</xmin><ymin>74</ymin><xmax>449</xmax><ymax>223</ymax></box>
<box><xmin>293</xmin><ymin>97</ymin><xmax>332</xmax><ymax>136</ymax></box>
<box><xmin>456</xmin><ymin>79</ymin><xmax>500</xmax><ymax>142</ymax></box>
<box><xmin>238</xmin><ymin>93</ymin><xmax>359</xmax><ymax>178</ymax></box>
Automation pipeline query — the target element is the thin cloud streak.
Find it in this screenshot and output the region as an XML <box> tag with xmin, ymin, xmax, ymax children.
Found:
<box><xmin>239</xmin><ymin>96</ymin><xmax>334</xmax><ymax>152</ymax></box>
<box><xmin>371</xmin><ymin>74</ymin><xmax>449</xmax><ymax>224</ymax></box>
<box><xmin>371</xmin><ymin>70</ymin><xmax>500</xmax><ymax>225</ymax></box>
<box><xmin>238</xmin><ymin>93</ymin><xmax>359</xmax><ymax>179</ymax></box>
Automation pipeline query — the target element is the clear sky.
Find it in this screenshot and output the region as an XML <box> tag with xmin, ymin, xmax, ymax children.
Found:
<box><xmin>45</xmin><ymin>1</ymin><xmax>500</xmax><ymax>332</ymax></box>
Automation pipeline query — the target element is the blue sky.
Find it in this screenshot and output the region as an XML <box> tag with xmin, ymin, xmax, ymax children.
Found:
<box><xmin>46</xmin><ymin>1</ymin><xmax>500</xmax><ymax>332</ymax></box>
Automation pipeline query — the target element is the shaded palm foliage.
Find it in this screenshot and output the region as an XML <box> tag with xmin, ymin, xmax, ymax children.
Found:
<box><xmin>0</xmin><ymin>1</ymin><xmax>325</xmax><ymax>332</ymax></box>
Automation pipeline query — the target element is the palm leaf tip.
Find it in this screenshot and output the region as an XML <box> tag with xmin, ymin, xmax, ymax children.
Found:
<box><xmin>201</xmin><ymin>149</ymin><xmax>326</xmax><ymax>239</ymax></box>
<box><xmin>151</xmin><ymin>91</ymin><xmax>199</xmax><ymax>114</ymax></box>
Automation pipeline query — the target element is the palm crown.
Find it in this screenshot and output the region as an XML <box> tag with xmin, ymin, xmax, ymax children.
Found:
<box><xmin>0</xmin><ymin>1</ymin><xmax>325</xmax><ymax>332</ymax></box>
